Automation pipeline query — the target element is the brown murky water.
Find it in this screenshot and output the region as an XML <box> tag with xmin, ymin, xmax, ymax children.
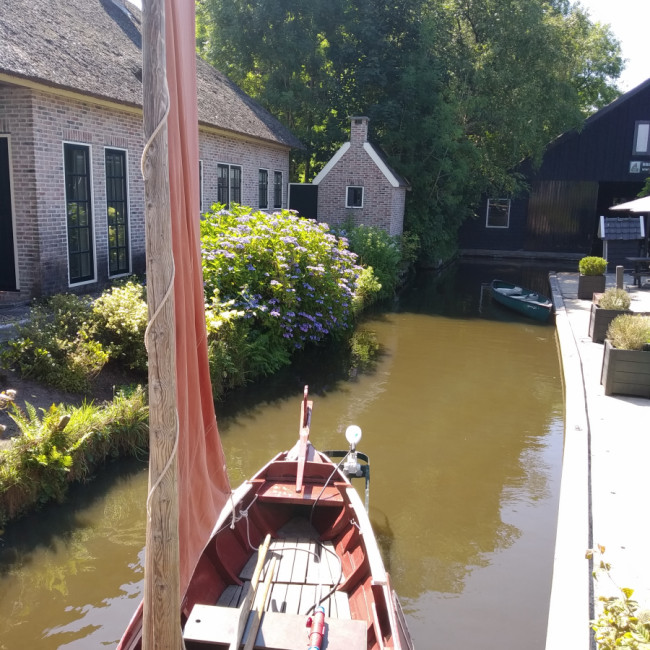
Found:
<box><xmin>0</xmin><ymin>261</ymin><xmax>566</xmax><ymax>649</ymax></box>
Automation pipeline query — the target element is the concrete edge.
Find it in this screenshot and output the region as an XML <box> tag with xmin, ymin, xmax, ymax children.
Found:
<box><xmin>544</xmin><ymin>274</ymin><xmax>592</xmax><ymax>650</ymax></box>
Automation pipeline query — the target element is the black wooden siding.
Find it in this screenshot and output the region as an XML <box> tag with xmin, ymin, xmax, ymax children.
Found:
<box><xmin>459</xmin><ymin>79</ymin><xmax>650</xmax><ymax>257</ymax></box>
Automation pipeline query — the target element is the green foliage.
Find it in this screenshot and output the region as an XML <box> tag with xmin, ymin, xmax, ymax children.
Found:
<box><xmin>1</xmin><ymin>295</ymin><xmax>108</xmax><ymax>392</ymax></box>
<box><xmin>598</xmin><ymin>288</ymin><xmax>631</xmax><ymax>311</ymax></box>
<box><xmin>607</xmin><ymin>314</ymin><xmax>650</xmax><ymax>351</ymax></box>
<box><xmin>589</xmin><ymin>546</ymin><xmax>650</xmax><ymax>649</ymax></box>
<box><xmin>199</xmin><ymin>205</ymin><xmax>380</xmax><ymax>397</ymax></box>
<box><xmin>579</xmin><ymin>256</ymin><xmax>608</xmax><ymax>276</ymax></box>
<box><xmin>0</xmin><ymin>387</ymin><xmax>148</xmax><ymax>525</ymax></box>
<box><xmin>197</xmin><ymin>0</ymin><xmax>622</xmax><ymax>264</ymax></box>
<box><xmin>345</xmin><ymin>226</ymin><xmax>401</xmax><ymax>300</ymax></box>
<box><xmin>91</xmin><ymin>280</ymin><xmax>148</xmax><ymax>373</ymax></box>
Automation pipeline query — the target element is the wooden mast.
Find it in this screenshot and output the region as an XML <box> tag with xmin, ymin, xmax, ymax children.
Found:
<box><xmin>141</xmin><ymin>0</ymin><xmax>181</xmax><ymax>647</ymax></box>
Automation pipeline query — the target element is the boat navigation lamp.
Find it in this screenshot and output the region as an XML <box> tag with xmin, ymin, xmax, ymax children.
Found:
<box><xmin>344</xmin><ymin>425</ymin><xmax>363</xmax><ymax>477</ymax></box>
<box><xmin>345</xmin><ymin>424</ymin><xmax>362</xmax><ymax>449</ymax></box>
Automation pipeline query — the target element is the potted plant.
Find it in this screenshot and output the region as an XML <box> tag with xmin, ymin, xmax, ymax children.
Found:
<box><xmin>578</xmin><ymin>256</ymin><xmax>607</xmax><ymax>300</ymax></box>
<box><xmin>588</xmin><ymin>288</ymin><xmax>631</xmax><ymax>343</ymax></box>
<box><xmin>601</xmin><ymin>314</ymin><xmax>650</xmax><ymax>397</ymax></box>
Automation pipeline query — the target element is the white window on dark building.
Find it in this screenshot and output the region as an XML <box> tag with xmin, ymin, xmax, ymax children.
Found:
<box><xmin>346</xmin><ymin>186</ymin><xmax>364</xmax><ymax>208</ymax></box>
<box><xmin>486</xmin><ymin>198</ymin><xmax>510</xmax><ymax>228</ymax></box>
<box><xmin>633</xmin><ymin>121</ymin><xmax>650</xmax><ymax>155</ymax></box>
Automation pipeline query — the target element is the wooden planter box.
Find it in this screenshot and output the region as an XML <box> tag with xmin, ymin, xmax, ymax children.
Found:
<box><xmin>588</xmin><ymin>304</ymin><xmax>631</xmax><ymax>343</ymax></box>
<box><xmin>578</xmin><ymin>274</ymin><xmax>606</xmax><ymax>300</ymax></box>
<box><xmin>601</xmin><ymin>339</ymin><xmax>650</xmax><ymax>397</ymax></box>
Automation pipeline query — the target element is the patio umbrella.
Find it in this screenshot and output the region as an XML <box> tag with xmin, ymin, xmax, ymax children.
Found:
<box><xmin>610</xmin><ymin>195</ymin><xmax>650</xmax><ymax>212</ymax></box>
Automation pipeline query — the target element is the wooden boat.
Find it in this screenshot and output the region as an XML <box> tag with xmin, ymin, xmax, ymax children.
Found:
<box><xmin>118</xmin><ymin>1</ymin><xmax>414</xmax><ymax>648</ymax></box>
<box><xmin>490</xmin><ymin>279</ymin><xmax>553</xmax><ymax>322</ymax></box>
<box><xmin>120</xmin><ymin>388</ymin><xmax>414</xmax><ymax>650</ymax></box>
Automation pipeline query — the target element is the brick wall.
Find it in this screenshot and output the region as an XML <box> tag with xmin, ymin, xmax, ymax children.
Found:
<box><xmin>0</xmin><ymin>85</ymin><xmax>291</xmax><ymax>301</ymax></box>
<box><xmin>316</xmin><ymin>117</ymin><xmax>406</xmax><ymax>236</ymax></box>
<box><xmin>199</xmin><ymin>131</ymin><xmax>290</xmax><ymax>212</ymax></box>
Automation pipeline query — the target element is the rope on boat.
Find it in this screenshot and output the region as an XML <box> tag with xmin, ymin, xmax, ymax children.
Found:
<box><xmin>140</xmin><ymin>71</ymin><xmax>180</xmax><ymax>526</ymax></box>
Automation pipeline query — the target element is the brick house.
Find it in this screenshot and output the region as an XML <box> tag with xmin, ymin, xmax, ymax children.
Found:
<box><xmin>0</xmin><ymin>0</ymin><xmax>301</xmax><ymax>303</ymax></box>
<box><xmin>309</xmin><ymin>116</ymin><xmax>410</xmax><ymax>236</ymax></box>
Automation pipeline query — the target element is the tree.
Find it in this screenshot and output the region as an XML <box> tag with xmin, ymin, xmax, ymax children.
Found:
<box><xmin>196</xmin><ymin>0</ymin><xmax>623</xmax><ymax>265</ymax></box>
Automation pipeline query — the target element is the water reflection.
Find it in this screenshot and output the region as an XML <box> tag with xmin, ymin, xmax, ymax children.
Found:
<box><xmin>0</xmin><ymin>260</ymin><xmax>567</xmax><ymax>649</ymax></box>
<box><xmin>0</xmin><ymin>458</ymin><xmax>147</xmax><ymax>649</ymax></box>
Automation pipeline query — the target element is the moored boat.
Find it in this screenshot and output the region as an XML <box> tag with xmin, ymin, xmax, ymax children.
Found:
<box><xmin>120</xmin><ymin>388</ymin><xmax>414</xmax><ymax>650</ymax></box>
<box><xmin>490</xmin><ymin>279</ymin><xmax>553</xmax><ymax>323</ymax></box>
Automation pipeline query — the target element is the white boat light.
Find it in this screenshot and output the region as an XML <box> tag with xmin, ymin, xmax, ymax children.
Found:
<box><xmin>345</xmin><ymin>425</ymin><xmax>362</xmax><ymax>446</ymax></box>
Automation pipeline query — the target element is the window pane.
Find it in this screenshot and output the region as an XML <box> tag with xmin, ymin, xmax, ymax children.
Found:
<box><xmin>486</xmin><ymin>199</ymin><xmax>510</xmax><ymax>228</ymax></box>
<box><xmin>274</xmin><ymin>171</ymin><xmax>282</xmax><ymax>208</ymax></box>
<box><xmin>218</xmin><ymin>164</ymin><xmax>229</xmax><ymax>206</ymax></box>
<box><xmin>105</xmin><ymin>149</ymin><xmax>129</xmax><ymax>275</ymax></box>
<box><xmin>346</xmin><ymin>186</ymin><xmax>363</xmax><ymax>207</ymax></box>
<box><xmin>64</xmin><ymin>143</ymin><xmax>94</xmax><ymax>282</ymax></box>
<box><xmin>635</xmin><ymin>123</ymin><xmax>649</xmax><ymax>154</ymax></box>
<box><xmin>259</xmin><ymin>169</ymin><xmax>268</xmax><ymax>209</ymax></box>
<box><xmin>231</xmin><ymin>166</ymin><xmax>241</xmax><ymax>205</ymax></box>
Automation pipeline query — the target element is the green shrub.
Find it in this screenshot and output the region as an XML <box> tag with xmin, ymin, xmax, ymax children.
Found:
<box><xmin>91</xmin><ymin>280</ymin><xmax>148</xmax><ymax>373</ymax></box>
<box><xmin>0</xmin><ymin>386</ymin><xmax>148</xmax><ymax>525</ymax></box>
<box><xmin>346</xmin><ymin>225</ymin><xmax>401</xmax><ymax>299</ymax></box>
<box><xmin>337</xmin><ymin>224</ymin><xmax>420</xmax><ymax>300</ymax></box>
<box><xmin>579</xmin><ymin>256</ymin><xmax>608</xmax><ymax>276</ymax></box>
<box><xmin>607</xmin><ymin>314</ymin><xmax>650</xmax><ymax>350</ymax></box>
<box><xmin>200</xmin><ymin>206</ymin><xmax>379</xmax><ymax>378</ymax></box>
<box><xmin>598</xmin><ymin>288</ymin><xmax>631</xmax><ymax>311</ymax></box>
<box><xmin>1</xmin><ymin>295</ymin><xmax>108</xmax><ymax>392</ymax></box>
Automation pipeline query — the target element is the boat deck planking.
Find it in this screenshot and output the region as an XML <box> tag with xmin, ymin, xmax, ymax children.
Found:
<box><xmin>184</xmin><ymin>519</ymin><xmax>363</xmax><ymax>649</ymax></box>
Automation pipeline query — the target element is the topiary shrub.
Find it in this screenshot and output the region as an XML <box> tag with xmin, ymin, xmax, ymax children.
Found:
<box><xmin>579</xmin><ymin>256</ymin><xmax>608</xmax><ymax>276</ymax></box>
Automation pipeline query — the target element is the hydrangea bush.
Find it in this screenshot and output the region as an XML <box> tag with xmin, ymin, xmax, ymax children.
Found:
<box><xmin>200</xmin><ymin>205</ymin><xmax>380</xmax><ymax>386</ymax></box>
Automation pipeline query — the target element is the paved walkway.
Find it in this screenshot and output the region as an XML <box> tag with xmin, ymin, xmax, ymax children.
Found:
<box><xmin>546</xmin><ymin>272</ymin><xmax>650</xmax><ymax>650</ymax></box>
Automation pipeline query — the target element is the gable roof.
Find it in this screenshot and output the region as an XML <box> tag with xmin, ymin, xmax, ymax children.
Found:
<box><xmin>0</xmin><ymin>0</ymin><xmax>302</xmax><ymax>149</ymax></box>
<box><xmin>540</xmin><ymin>78</ymin><xmax>650</xmax><ymax>156</ymax></box>
<box><xmin>312</xmin><ymin>141</ymin><xmax>411</xmax><ymax>188</ymax></box>
<box><xmin>598</xmin><ymin>216</ymin><xmax>645</xmax><ymax>241</ymax></box>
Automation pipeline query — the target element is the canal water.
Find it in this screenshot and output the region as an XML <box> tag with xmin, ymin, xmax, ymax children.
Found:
<box><xmin>0</xmin><ymin>260</ymin><xmax>567</xmax><ymax>649</ymax></box>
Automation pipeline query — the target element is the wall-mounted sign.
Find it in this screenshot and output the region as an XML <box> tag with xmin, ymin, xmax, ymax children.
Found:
<box><xmin>629</xmin><ymin>161</ymin><xmax>650</xmax><ymax>173</ymax></box>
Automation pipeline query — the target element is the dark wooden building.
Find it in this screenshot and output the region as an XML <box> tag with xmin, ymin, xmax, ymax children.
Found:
<box><xmin>459</xmin><ymin>79</ymin><xmax>650</xmax><ymax>262</ymax></box>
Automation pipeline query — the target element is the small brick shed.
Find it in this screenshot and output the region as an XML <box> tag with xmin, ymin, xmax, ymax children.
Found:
<box><xmin>310</xmin><ymin>117</ymin><xmax>410</xmax><ymax>236</ymax></box>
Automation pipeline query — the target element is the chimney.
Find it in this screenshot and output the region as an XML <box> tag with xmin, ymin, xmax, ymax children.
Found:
<box><xmin>350</xmin><ymin>116</ymin><xmax>369</xmax><ymax>145</ymax></box>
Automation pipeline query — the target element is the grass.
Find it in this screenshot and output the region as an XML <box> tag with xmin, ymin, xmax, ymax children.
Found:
<box><xmin>0</xmin><ymin>386</ymin><xmax>148</xmax><ymax>526</ymax></box>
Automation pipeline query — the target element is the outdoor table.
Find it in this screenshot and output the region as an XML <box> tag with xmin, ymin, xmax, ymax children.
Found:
<box><xmin>626</xmin><ymin>257</ymin><xmax>650</xmax><ymax>287</ymax></box>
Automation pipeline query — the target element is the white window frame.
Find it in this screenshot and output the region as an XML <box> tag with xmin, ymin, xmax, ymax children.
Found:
<box><xmin>485</xmin><ymin>198</ymin><xmax>511</xmax><ymax>229</ymax></box>
<box><xmin>104</xmin><ymin>145</ymin><xmax>132</xmax><ymax>278</ymax></box>
<box><xmin>633</xmin><ymin>121</ymin><xmax>650</xmax><ymax>155</ymax></box>
<box><xmin>217</xmin><ymin>162</ymin><xmax>242</xmax><ymax>208</ymax></box>
<box><xmin>273</xmin><ymin>170</ymin><xmax>283</xmax><ymax>209</ymax></box>
<box><xmin>258</xmin><ymin>168</ymin><xmax>269</xmax><ymax>209</ymax></box>
<box><xmin>0</xmin><ymin>135</ymin><xmax>20</xmax><ymax>290</ymax></box>
<box><xmin>346</xmin><ymin>185</ymin><xmax>364</xmax><ymax>208</ymax></box>
<box><xmin>199</xmin><ymin>159</ymin><xmax>204</xmax><ymax>214</ymax></box>
<box><xmin>63</xmin><ymin>140</ymin><xmax>98</xmax><ymax>287</ymax></box>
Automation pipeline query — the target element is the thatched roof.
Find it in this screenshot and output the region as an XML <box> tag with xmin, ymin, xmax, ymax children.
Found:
<box><xmin>0</xmin><ymin>0</ymin><xmax>302</xmax><ymax>149</ymax></box>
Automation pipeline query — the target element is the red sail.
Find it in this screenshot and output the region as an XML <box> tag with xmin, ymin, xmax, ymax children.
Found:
<box><xmin>164</xmin><ymin>0</ymin><xmax>231</xmax><ymax>595</ymax></box>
